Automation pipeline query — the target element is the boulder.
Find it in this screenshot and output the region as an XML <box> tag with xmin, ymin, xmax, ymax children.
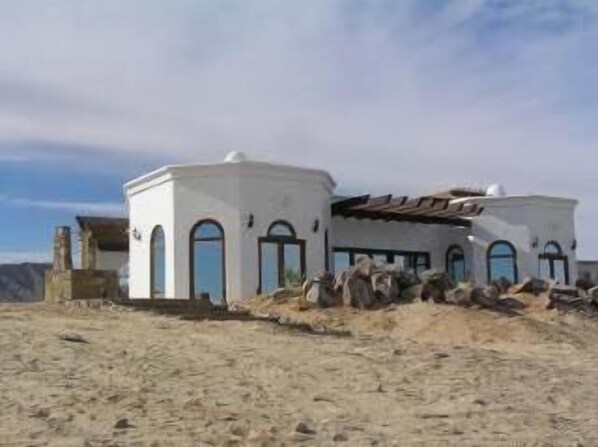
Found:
<box><xmin>342</xmin><ymin>273</ymin><xmax>375</xmax><ymax>309</ymax></box>
<box><xmin>587</xmin><ymin>286</ymin><xmax>598</xmax><ymax>301</ymax></box>
<box><xmin>421</xmin><ymin>282</ymin><xmax>443</xmax><ymax>303</ymax></box>
<box><xmin>302</xmin><ymin>279</ymin><xmax>313</xmax><ymax>297</ymax></box>
<box><xmin>470</xmin><ymin>287</ymin><xmax>498</xmax><ymax>308</ymax></box>
<box><xmin>420</xmin><ymin>269</ymin><xmax>454</xmax><ymax>290</ymax></box>
<box><xmin>353</xmin><ymin>256</ymin><xmax>377</xmax><ymax>278</ymax></box>
<box><xmin>547</xmin><ymin>293</ymin><xmax>596</xmax><ymax>316</ymax></box>
<box><xmin>334</xmin><ymin>270</ymin><xmax>348</xmax><ymax>294</ymax></box>
<box><xmin>393</xmin><ymin>269</ymin><xmax>420</xmax><ymax>292</ymax></box>
<box><xmin>549</xmin><ymin>293</ymin><xmax>585</xmax><ymax>307</ymax></box>
<box><xmin>491</xmin><ymin>277</ymin><xmax>513</xmax><ymax>295</ymax></box>
<box><xmin>513</xmin><ymin>277</ymin><xmax>549</xmax><ymax>296</ymax></box>
<box><xmin>303</xmin><ymin>271</ymin><xmax>340</xmax><ymax>308</ymax></box>
<box><xmin>484</xmin><ymin>285</ymin><xmax>500</xmax><ymax>301</ymax></box>
<box><xmin>497</xmin><ymin>296</ymin><xmax>528</xmax><ymax>310</ymax></box>
<box><xmin>371</xmin><ymin>272</ymin><xmax>399</xmax><ymax>304</ymax></box>
<box><xmin>306</xmin><ymin>282</ymin><xmax>342</xmax><ymax>308</ymax></box>
<box><xmin>400</xmin><ymin>284</ymin><xmax>423</xmax><ymax>302</ymax></box>
<box><xmin>575</xmin><ymin>273</ymin><xmax>595</xmax><ymax>291</ymax></box>
<box><xmin>269</xmin><ymin>287</ymin><xmax>299</xmax><ymax>300</ymax></box>
<box><xmin>446</xmin><ymin>286</ymin><xmax>472</xmax><ymax>306</ymax></box>
<box><xmin>550</xmin><ymin>285</ymin><xmax>580</xmax><ymax>298</ymax></box>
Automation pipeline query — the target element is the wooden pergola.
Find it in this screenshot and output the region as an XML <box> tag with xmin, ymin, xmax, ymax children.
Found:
<box><xmin>76</xmin><ymin>216</ymin><xmax>129</xmax><ymax>251</ymax></box>
<box><xmin>331</xmin><ymin>195</ymin><xmax>483</xmax><ymax>227</ymax></box>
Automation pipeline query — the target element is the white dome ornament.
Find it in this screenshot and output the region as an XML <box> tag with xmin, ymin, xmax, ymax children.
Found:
<box><xmin>224</xmin><ymin>151</ymin><xmax>247</xmax><ymax>163</ymax></box>
<box><xmin>486</xmin><ymin>183</ymin><xmax>506</xmax><ymax>197</ymax></box>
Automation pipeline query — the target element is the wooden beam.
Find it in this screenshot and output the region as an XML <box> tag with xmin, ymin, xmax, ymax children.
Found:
<box><xmin>351</xmin><ymin>194</ymin><xmax>393</xmax><ymax>210</ymax></box>
<box><xmin>331</xmin><ymin>195</ymin><xmax>370</xmax><ymax>213</ymax></box>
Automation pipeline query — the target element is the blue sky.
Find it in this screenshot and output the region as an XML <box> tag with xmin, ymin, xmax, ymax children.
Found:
<box><xmin>0</xmin><ymin>0</ymin><xmax>597</xmax><ymax>262</ymax></box>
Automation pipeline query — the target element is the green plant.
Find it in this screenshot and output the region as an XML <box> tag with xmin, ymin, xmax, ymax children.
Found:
<box><xmin>284</xmin><ymin>268</ymin><xmax>302</xmax><ymax>287</ymax></box>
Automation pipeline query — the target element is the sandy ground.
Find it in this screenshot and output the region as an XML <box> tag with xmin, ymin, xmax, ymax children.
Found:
<box><xmin>1</xmin><ymin>302</ymin><xmax>598</xmax><ymax>446</ymax></box>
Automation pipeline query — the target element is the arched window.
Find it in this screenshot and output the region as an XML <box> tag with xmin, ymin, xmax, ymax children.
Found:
<box><xmin>268</xmin><ymin>221</ymin><xmax>295</xmax><ymax>237</ymax></box>
<box><xmin>324</xmin><ymin>229</ymin><xmax>330</xmax><ymax>272</ymax></box>
<box><xmin>487</xmin><ymin>240</ymin><xmax>518</xmax><ymax>284</ymax></box>
<box><xmin>259</xmin><ymin>220</ymin><xmax>305</xmax><ymax>294</ymax></box>
<box><xmin>539</xmin><ymin>241</ymin><xmax>569</xmax><ymax>285</ymax></box>
<box><xmin>190</xmin><ymin>220</ymin><xmax>226</xmax><ymax>304</ymax></box>
<box><xmin>150</xmin><ymin>226</ymin><xmax>165</xmax><ymax>299</ymax></box>
<box><xmin>446</xmin><ymin>245</ymin><xmax>466</xmax><ymax>283</ymax></box>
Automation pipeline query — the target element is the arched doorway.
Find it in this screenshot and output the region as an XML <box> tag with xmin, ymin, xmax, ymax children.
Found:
<box><xmin>446</xmin><ymin>245</ymin><xmax>466</xmax><ymax>283</ymax></box>
<box><xmin>190</xmin><ymin>220</ymin><xmax>226</xmax><ymax>304</ymax></box>
<box><xmin>539</xmin><ymin>241</ymin><xmax>569</xmax><ymax>284</ymax></box>
<box><xmin>487</xmin><ymin>240</ymin><xmax>518</xmax><ymax>284</ymax></box>
<box><xmin>258</xmin><ymin>220</ymin><xmax>305</xmax><ymax>294</ymax></box>
<box><xmin>150</xmin><ymin>226</ymin><xmax>165</xmax><ymax>298</ymax></box>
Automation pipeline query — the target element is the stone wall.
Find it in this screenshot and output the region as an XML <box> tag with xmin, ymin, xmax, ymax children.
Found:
<box><xmin>44</xmin><ymin>269</ymin><xmax>118</xmax><ymax>302</ymax></box>
<box><xmin>80</xmin><ymin>228</ymin><xmax>98</xmax><ymax>270</ymax></box>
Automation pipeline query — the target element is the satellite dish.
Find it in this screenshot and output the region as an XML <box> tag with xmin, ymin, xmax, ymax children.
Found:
<box><xmin>224</xmin><ymin>151</ymin><xmax>247</xmax><ymax>163</ymax></box>
<box><xmin>486</xmin><ymin>183</ymin><xmax>506</xmax><ymax>197</ymax></box>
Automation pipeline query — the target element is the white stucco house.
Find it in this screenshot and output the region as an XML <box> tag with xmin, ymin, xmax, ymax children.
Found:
<box><xmin>123</xmin><ymin>152</ymin><xmax>578</xmax><ymax>305</ymax></box>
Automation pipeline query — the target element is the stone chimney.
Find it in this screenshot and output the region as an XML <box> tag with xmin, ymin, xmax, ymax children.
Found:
<box><xmin>53</xmin><ymin>226</ymin><xmax>73</xmax><ymax>271</ymax></box>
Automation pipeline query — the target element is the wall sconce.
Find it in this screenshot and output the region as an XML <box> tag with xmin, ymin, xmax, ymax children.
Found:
<box><xmin>571</xmin><ymin>239</ymin><xmax>577</xmax><ymax>251</ymax></box>
<box><xmin>242</xmin><ymin>212</ymin><xmax>254</xmax><ymax>229</ymax></box>
<box><xmin>312</xmin><ymin>218</ymin><xmax>320</xmax><ymax>233</ymax></box>
<box><xmin>531</xmin><ymin>237</ymin><xmax>539</xmax><ymax>249</ymax></box>
<box><xmin>131</xmin><ymin>227</ymin><xmax>142</xmax><ymax>241</ymax></box>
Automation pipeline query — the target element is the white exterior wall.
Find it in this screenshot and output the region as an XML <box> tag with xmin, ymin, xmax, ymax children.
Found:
<box><xmin>125</xmin><ymin>161</ymin><xmax>334</xmax><ymax>303</ymax></box>
<box><xmin>125</xmin><ymin>156</ymin><xmax>579</xmax><ymax>302</ymax></box>
<box><xmin>96</xmin><ymin>250</ymin><xmax>128</xmax><ymax>272</ymax></box>
<box><xmin>331</xmin><ymin>217</ymin><xmax>471</xmax><ymax>273</ymax></box>
<box><xmin>127</xmin><ymin>177</ymin><xmax>175</xmax><ymax>298</ymax></box>
<box><xmin>467</xmin><ymin>196</ymin><xmax>577</xmax><ymax>285</ymax></box>
<box><xmin>235</xmin><ymin>170</ymin><xmax>332</xmax><ymax>300</ymax></box>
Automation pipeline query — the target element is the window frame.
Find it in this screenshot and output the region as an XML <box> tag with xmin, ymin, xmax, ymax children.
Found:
<box><xmin>445</xmin><ymin>244</ymin><xmax>466</xmax><ymax>283</ymax></box>
<box><xmin>324</xmin><ymin>229</ymin><xmax>330</xmax><ymax>272</ymax></box>
<box><xmin>189</xmin><ymin>219</ymin><xmax>226</xmax><ymax>303</ymax></box>
<box><xmin>486</xmin><ymin>240</ymin><xmax>518</xmax><ymax>284</ymax></box>
<box><xmin>332</xmin><ymin>246</ymin><xmax>431</xmax><ymax>275</ymax></box>
<box><xmin>538</xmin><ymin>241</ymin><xmax>569</xmax><ymax>285</ymax></box>
<box><xmin>150</xmin><ymin>225</ymin><xmax>166</xmax><ymax>299</ymax></box>
<box><xmin>258</xmin><ymin>220</ymin><xmax>306</xmax><ymax>294</ymax></box>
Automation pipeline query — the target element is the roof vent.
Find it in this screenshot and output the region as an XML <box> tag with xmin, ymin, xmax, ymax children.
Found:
<box><xmin>486</xmin><ymin>183</ymin><xmax>506</xmax><ymax>197</ymax></box>
<box><xmin>224</xmin><ymin>151</ymin><xmax>247</xmax><ymax>163</ymax></box>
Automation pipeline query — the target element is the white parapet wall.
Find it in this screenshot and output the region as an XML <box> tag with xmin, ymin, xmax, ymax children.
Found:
<box><xmin>464</xmin><ymin>195</ymin><xmax>578</xmax><ymax>285</ymax></box>
<box><xmin>124</xmin><ymin>156</ymin><xmax>335</xmax><ymax>303</ymax></box>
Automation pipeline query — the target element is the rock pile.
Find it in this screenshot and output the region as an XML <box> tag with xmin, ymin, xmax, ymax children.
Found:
<box><xmin>296</xmin><ymin>261</ymin><xmax>598</xmax><ymax>318</ymax></box>
<box><xmin>300</xmin><ymin>257</ymin><xmax>453</xmax><ymax>310</ymax></box>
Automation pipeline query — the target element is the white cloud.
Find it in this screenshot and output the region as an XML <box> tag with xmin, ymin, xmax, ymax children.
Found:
<box><xmin>0</xmin><ymin>0</ymin><xmax>596</xmax><ymax>254</ymax></box>
<box><xmin>0</xmin><ymin>197</ymin><xmax>124</xmax><ymax>216</ymax></box>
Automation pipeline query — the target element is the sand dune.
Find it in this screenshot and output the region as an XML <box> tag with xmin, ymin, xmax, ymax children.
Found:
<box><xmin>1</xmin><ymin>301</ymin><xmax>597</xmax><ymax>446</ymax></box>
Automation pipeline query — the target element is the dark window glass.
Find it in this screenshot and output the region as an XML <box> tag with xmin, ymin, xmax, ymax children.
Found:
<box><xmin>259</xmin><ymin>220</ymin><xmax>305</xmax><ymax>294</ymax></box>
<box><xmin>332</xmin><ymin>248</ymin><xmax>430</xmax><ymax>276</ymax></box>
<box><xmin>260</xmin><ymin>242</ymin><xmax>279</xmax><ymax>294</ymax></box>
<box><xmin>538</xmin><ymin>241</ymin><xmax>568</xmax><ymax>284</ymax></box>
<box><xmin>446</xmin><ymin>245</ymin><xmax>467</xmax><ymax>283</ymax></box>
<box><xmin>334</xmin><ymin>252</ymin><xmax>351</xmax><ymax>274</ymax></box>
<box><xmin>191</xmin><ymin>221</ymin><xmax>225</xmax><ymax>304</ymax></box>
<box><xmin>324</xmin><ymin>230</ymin><xmax>330</xmax><ymax>271</ymax></box>
<box><xmin>487</xmin><ymin>241</ymin><xmax>517</xmax><ymax>283</ymax></box>
<box><xmin>150</xmin><ymin>226</ymin><xmax>166</xmax><ymax>298</ymax></box>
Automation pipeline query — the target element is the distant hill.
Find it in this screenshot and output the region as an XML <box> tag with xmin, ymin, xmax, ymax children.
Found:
<box><xmin>0</xmin><ymin>263</ymin><xmax>51</xmax><ymax>302</ymax></box>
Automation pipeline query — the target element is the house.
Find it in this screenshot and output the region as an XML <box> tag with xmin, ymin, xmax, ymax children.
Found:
<box><xmin>123</xmin><ymin>152</ymin><xmax>578</xmax><ymax>305</ymax></box>
<box><xmin>76</xmin><ymin>216</ymin><xmax>129</xmax><ymax>272</ymax></box>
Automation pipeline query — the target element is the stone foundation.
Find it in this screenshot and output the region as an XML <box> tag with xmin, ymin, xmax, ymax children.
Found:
<box><xmin>44</xmin><ymin>269</ymin><xmax>118</xmax><ymax>302</ymax></box>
